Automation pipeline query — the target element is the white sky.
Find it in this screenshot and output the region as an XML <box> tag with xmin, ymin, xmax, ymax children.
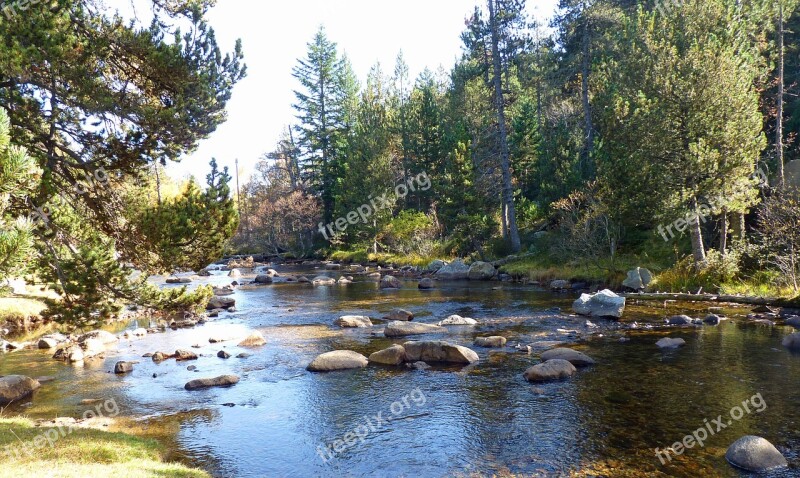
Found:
<box><xmin>110</xmin><ymin>0</ymin><xmax>560</xmax><ymax>182</ymax></box>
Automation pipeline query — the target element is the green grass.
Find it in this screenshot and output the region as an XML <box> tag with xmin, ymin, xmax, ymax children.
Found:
<box><xmin>0</xmin><ymin>297</ymin><xmax>47</xmax><ymax>322</ymax></box>
<box><xmin>328</xmin><ymin>249</ymin><xmax>445</xmax><ymax>268</ymax></box>
<box><xmin>500</xmin><ymin>253</ymin><xmax>662</xmax><ymax>288</ymax></box>
<box><xmin>0</xmin><ymin>417</ymin><xmax>209</xmax><ymax>478</ymax></box>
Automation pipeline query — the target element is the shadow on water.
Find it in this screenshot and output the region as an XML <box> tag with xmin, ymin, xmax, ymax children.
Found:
<box><xmin>1</xmin><ymin>267</ymin><xmax>798</xmax><ymax>477</ymax></box>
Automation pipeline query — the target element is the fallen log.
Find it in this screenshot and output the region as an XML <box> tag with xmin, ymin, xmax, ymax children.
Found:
<box><xmin>624</xmin><ymin>292</ymin><xmax>800</xmax><ymax>308</ymax></box>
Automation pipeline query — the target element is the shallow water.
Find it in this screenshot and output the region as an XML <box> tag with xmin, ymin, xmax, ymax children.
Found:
<box><xmin>1</xmin><ymin>267</ymin><xmax>799</xmax><ymax>477</ymax></box>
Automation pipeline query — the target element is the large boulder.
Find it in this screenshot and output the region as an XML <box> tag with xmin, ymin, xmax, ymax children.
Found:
<box><xmin>666</xmin><ymin>315</ymin><xmax>693</xmax><ymax>326</ymax></box>
<box><xmin>175</xmin><ymin>349</ymin><xmax>198</xmax><ymax>361</ymax></box>
<box><xmin>37</xmin><ymin>336</ymin><xmax>62</xmax><ymax>349</ymax></box>
<box><xmin>114</xmin><ymin>361</ymin><xmax>134</xmax><ymax>374</ymax></box>
<box><xmin>78</xmin><ymin>330</ymin><xmax>118</xmax><ymax>345</ymax></box>
<box><xmin>384</xmin><ymin>321</ymin><xmax>445</xmax><ymax>337</ymax></box>
<box><xmin>572</xmin><ymin>289</ymin><xmax>626</xmax><ymax>318</ymax></box>
<box><xmin>523</xmin><ymin>359</ymin><xmax>577</xmax><ymax>382</ymax></box>
<box><xmin>334</xmin><ymin>315</ymin><xmax>373</xmax><ymax>328</ymax></box>
<box><xmin>239</xmin><ymin>331</ymin><xmax>267</xmax><ymax>347</ymax></box>
<box><xmin>474</xmin><ymin>336</ymin><xmax>507</xmax><ymax>348</ymax></box>
<box><xmin>80</xmin><ymin>338</ymin><xmax>107</xmax><ymax>359</ymax></box>
<box><xmin>402</xmin><ymin>340</ymin><xmax>479</xmax><ymax>364</ymax></box>
<box><xmin>312</xmin><ymin>275</ymin><xmax>336</xmax><ymax>286</ymax></box>
<box><xmin>725</xmin><ymin>436</ymin><xmax>787</xmax><ymax>472</ymax></box>
<box><xmin>307</xmin><ymin>350</ymin><xmax>369</xmax><ymax>372</ymax></box>
<box><xmin>468</xmin><ymin>261</ymin><xmax>496</xmax><ymax>280</ymax></box>
<box><xmin>437</xmin><ymin>315</ymin><xmax>478</xmax><ymax>326</ymax></box>
<box><xmin>53</xmin><ymin>345</ymin><xmax>85</xmax><ymax>362</ymax></box>
<box><xmin>254</xmin><ymin>275</ymin><xmax>273</xmax><ymax>284</ymax></box>
<box><xmin>379</xmin><ymin>275</ymin><xmax>401</xmax><ymax>289</ymax></box>
<box><xmin>207</xmin><ymin>296</ymin><xmax>235</xmax><ymax>310</ymax></box>
<box><xmin>622</xmin><ymin>267</ymin><xmax>653</xmax><ymax>290</ymax></box>
<box><xmin>383</xmin><ymin>309</ymin><xmax>414</xmax><ymax>321</ymax></box>
<box><xmin>427</xmin><ymin>260</ymin><xmax>447</xmax><ymax>272</ymax></box>
<box><xmin>185</xmin><ymin>375</ymin><xmax>240</xmax><ymax>390</ymax></box>
<box><xmin>0</xmin><ymin>376</ymin><xmax>41</xmax><ymax>405</ymax></box>
<box><xmin>418</xmin><ymin>278</ymin><xmax>435</xmax><ymax>290</ymax></box>
<box><xmin>540</xmin><ymin>348</ymin><xmax>596</xmax><ymax>367</ymax></box>
<box><xmin>434</xmin><ymin>259</ymin><xmax>470</xmax><ymax>280</ymax></box>
<box><xmin>368</xmin><ymin>345</ymin><xmax>406</xmax><ymax>365</ymax></box>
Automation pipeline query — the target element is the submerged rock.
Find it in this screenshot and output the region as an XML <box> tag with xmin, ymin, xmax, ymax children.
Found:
<box><xmin>402</xmin><ymin>340</ymin><xmax>479</xmax><ymax>364</ymax></box>
<box><xmin>474</xmin><ymin>336</ymin><xmax>507</xmax><ymax>348</ymax></box>
<box><xmin>368</xmin><ymin>344</ymin><xmax>406</xmax><ymax>365</ymax></box>
<box><xmin>572</xmin><ymin>289</ymin><xmax>626</xmax><ymax>318</ymax></box>
<box><xmin>550</xmin><ymin>280</ymin><xmax>571</xmax><ymax>290</ymax></box>
<box><xmin>540</xmin><ymin>348</ymin><xmax>596</xmax><ymax>367</ymax></box>
<box><xmin>185</xmin><ymin>375</ymin><xmax>240</xmax><ymax>390</ymax></box>
<box><xmin>725</xmin><ymin>436</ymin><xmax>787</xmax><ymax>472</ymax></box>
<box><xmin>0</xmin><ymin>375</ymin><xmax>41</xmax><ymax>405</ymax></box>
<box><xmin>523</xmin><ymin>359</ymin><xmax>577</xmax><ymax>382</ymax></box>
<box><xmin>384</xmin><ymin>321</ymin><xmax>445</xmax><ymax>337</ymax></box>
<box><xmin>437</xmin><ymin>315</ymin><xmax>478</xmax><ymax>326</ymax></box>
<box><xmin>656</xmin><ymin>337</ymin><xmax>686</xmax><ymax>349</ymax></box>
<box><xmin>307</xmin><ymin>350</ymin><xmax>369</xmax><ymax>372</ymax></box>
<box><xmin>334</xmin><ymin>315</ymin><xmax>373</xmax><ymax>328</ymax></box>
<box><xmin>704</xmin><ymin>314</ymin><xmax>722</xmax><ymax>325</ymax></box>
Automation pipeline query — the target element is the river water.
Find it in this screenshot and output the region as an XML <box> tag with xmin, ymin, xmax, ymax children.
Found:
<box><xmin>1</xmin><ymin>267</ymin><xmax>798</xmax><ymax>477</ymax></box>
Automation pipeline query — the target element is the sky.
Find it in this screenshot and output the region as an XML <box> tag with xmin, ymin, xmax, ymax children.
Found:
<box><xmin>111</xmin><ymin>0</ymin><xmax>560</xmax><ymax>183</ymax></box>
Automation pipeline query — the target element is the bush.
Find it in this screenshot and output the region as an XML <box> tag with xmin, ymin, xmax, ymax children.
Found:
<box><xmin>654</xmin><ymin>250</ymin><xmax>741</xmax><ymax>293</ymax></box>
<box><xmin>379</xmin><ymin>210</ymin><xmax>438</xmax><ymax>255</ymax></box>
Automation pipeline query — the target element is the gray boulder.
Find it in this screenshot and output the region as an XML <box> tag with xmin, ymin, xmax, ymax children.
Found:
<box><xmin>468</xmin><ymin>261</ymin><xmax>496</xmax><ymax>280</ymax></box>
<box><xmin>368</xmin><ymin>344</ymin><xmax>406</xmax><ymax>365</ymax></box>
<box><xmin>402</xmin><ymin>340</ymin><xmax>479</xmax><ymax>364</ymax></box>
<box><xmin>384</xmin><ymin>321</ymin><xmax>445</xmax><ymax>337</ymax></box>
<box><xmin>383</xmin><ymin>309</ymin><xmax>414</xmax><ymax>321</ymax></box>
<box><xmin>725</xmin><ymin>436</ymin><xmax>787</xmax><ymax>472</ymax></box>
<box><xmin>474</xmin><ymin>336</ymin><xmax>507</xmax><ymax>348</ymax></box>
<box><xmin>114</xmin><ymin>361</ymin><xmax>134</xmax><ymax>374</ymax></box>
<box><xmin>80</xmin><ymin>338</ymin><xmax>107</xmax><ymax>359</ymax></box>
<box><xmin>78</xmin><ymin>330</ymin><xmax>118</xmax><ymax>345</ymax></box>
<box><xmin>185</xmin><ymin>375</ymin><xmax>240</xmax><ymax>390</ymax></box>
<box><xmin>656</xmin><ymin>337</ymin><xmax>686</xmax><ymax>349</ymax></box>
<box><xmin>666</xmin><ymin>315</ymin><xmax>693</xmax><ymax>326</ymax></box>
<box><xmin>572</xmin><ymin>289</ymin><xmax>626</xmax><ymax>318</ymax></box>
<box><xmin>307</xmin><ymin>350</ymin><xmax>369</xmax><ymax>372</ymax></box>
<box><xmin>427</xmin><ymin>260</ymin><xmax>447</xmax><ymax>272</ymax></box>
<box><xmin>523</xmin><ymin>359</ymin><xmax>577</xmax><ymax>382</ymax></box>
<box><xmin>0</xmin><ymin>375</ymin><xmax>41</xmax><ymax>405</ymax></box>
<box><xmin>379</xmin><ymin>275</ymin><xmax>401</xmax><ymax>289</ymax></box>
<box><xmin>312</xmin><ymin>275</ymin><xmax>336</xmax><ymax>286</ymax></box>
<box><xmin>437</xmin><ymin>315</ymin><xmax>478</xmax><ymax>326</ymax></box>
<box><xmin>550</xmin><ymin>280</ymin><xmax>571</xmax><ymax>290</ymax></box>
<box><xmin>418</xmin><ymin>278</ymin><xmax>435</xmax><ymax>290</ymax></box>
<box><xmin>254</xmin><ymin>275</ymin><xmax>273</xmax><ymax>284</ymax></box>
<box><xmin>704</xmin><ymin>314</ymin><xmax>722</xmax><ymax>325</ymax></box>
<box><xmin>434</xmin><ymin>259</ymin><xmax>470</xmax><ymax>280</ymax></box>
<box><xmin>334</xmin><ymin>315</ymin><xmax>373</xmax><ymax>328</ymax></box>
<box><xmin>540</xmin><ymin>348</ymin><xmax>596</xmax><ymax>367</ymax></box>
<box><xmin>207</xmin><ymin>296</ymin><xmax>235</xmax><ymax>310</ymax></box>
<box><xmin>228</xmin><ymin>268</ymin><xmax>242</xmax><ymax>278</ymax></box>
<box><xmin>622</xmin><ymin>267</ymin><xmax>653</xmax><ymax>290</ymax></box>
<box><xmin>782</xmin><ymin>333</ymin><xmax>800</xmax><ymax>351</ymax></box>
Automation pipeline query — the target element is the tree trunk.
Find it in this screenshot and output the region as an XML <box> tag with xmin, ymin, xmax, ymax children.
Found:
<box><xmin>777</xmin><ymin>3</ymin><xmax>785</xmax><ymax>189</ymax></box>
<box><xmin>719</xmin><ymin>209</ymin><xmax>728</xmax><ymax>255</ymax></box>
<box><xmin>488</xmin><ymin>0</ymin><xmax>521</xmax><ymax>252</ymax></box>
<box><xmin>581</xmin><ymin>13</ymin><xmax>594</xmax><ymax>177</ymax></box>
<box><xmin>689</xmin><ymin>199</ymin><xmax>707</xmax><ymax>264</ymax></box>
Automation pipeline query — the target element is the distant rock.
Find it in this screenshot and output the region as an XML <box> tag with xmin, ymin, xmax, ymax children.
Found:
<box><xmin>334</xmin><ymin>315</ymin><xmax>373</xmax><ymax>328</ymax></box>
<box><xmin>782</xmin><ymin>333</ymin><xmax>800</xmax><ymax>351</ymax></box>
<box><xmin>434</xmin><ymin>259</ymin><xmax>470</xmax><ymax>280</ymax></box>
<box><xmin>337</xmin><ymin>277</ymin><xmax>352</xmax><ymax>284</ymax></box>
<box><xmin>666</xmin><ymin>315</ymin><xmax>693</xmax><ymax>326</ymax></box>
<box><xmin>366</xmin><ymin>272</ymin><xmax>382</xmax><ymax>281</ymax></box>
<box><xmin>383</xmin><ymin>309</ymin><xmax>414</xmax><ymax>321</ymax></box>
<box><xmin>725</xmin><ymin>436</ymin><xmax>787</xmax><ymax>472</ymax></box>
<box><xmin>418</xmin><ymin>278</ymin><xmax>435</xmax><ymax>289</ymax></box>
<box><xmin>704</xmin><ymin>314</ymin><xmax>722</xmax><ymax>325</ymax></box>
<box><xmin>0</xmin><ymin>375</ymin><xmax>40</xmax><ymax>405</ymax></box>
<box><xmin>550</xmin><ymin>280</ymin><xmax>571</xmax><ymax>290</ymax></box>
<box><xmin>175</xmin><ymin>349</ymin><xmax>198</xmax><ymax>361</ymax></box>
<box><xmin>384</xmin><ymin>321</ymin><xmax>445</xmax><ymax>337</ymax></box>
<box><xmin>402</xmin><ymin>340</ymin><xmax>479</xmax><ymax>364</ymax></box>
<box><xmin>312</xmin><ymin>275</ymin><xmax>336</xmax><ymax>286</ymax></box>
<box><xmin>474</xmin><ymin>336</ymin><xmax>507</xmax><ymax>348</ymax></box>
<box><xmin>114</xmin><ymin>361</ymin><xmax>134</xmax><ymax>374</ymax></box>
<box><xmin>523</xmin><ymin>359</ymin><xmax>577</xmax><ymax>382</ymax></box>
<box><xmin>540</xmin><ymin>348</ymin><xmax>596</xmax><ymax>367</ymax></box>
<box><xmin>752</xmin><ymin>305</ymin><xmax>776</xmax><ymax>314</ymax></box>
<box><xmin>254</xmin><ymin>275</ymin><xmax>273</xmax><ymax>284</ymax></box>
<box><xmin>427</xmin><ymin>260</ymin><xmax>447</xmax><ymax>272</ymax></box>
<box><xmin>622</xmin><ymin>267</ymin><xmax>653</xmax><ymax>290</ymax></box>
<box><xmin>217</xmin><ymin>350</ymin><xmax>231</xmax><ymax>359</ymax></box>
<box><xmin>572</xmin><ymin>289</ymin><xmax>626</xmax><ymax>318</ymax></box>
<box><xmin>78</xmin><ymin>330</ymin><xmax>118</xmax><ymax>345</ymax></box>
<box><xmin>37</xmin><ymin>337</ymin><xmax>60</xmax><ymax>349</ymax></box>
<box><xmin>185</xmin><ymin>375</ymin><xmax>240</xmax><ymax>390</ymax></box>
<box><xmin>785</xmin><ymin>317</ymin><xmax>800</xmax><ymax>329</ymax></box>
<box><xmin>307</xmin><ymin>350</ymin><xmax>369</xmax><ymax>372</ymax></box>
<box><xmin>368</xmin><ymin>344</ymin><xmax>406</xmax><ymax>365</ymax></box>
<box><xmin>380</xmin><ymin>275</ymin><xmax>401</xmax><ymax>289</ymax></box>
<box><xmin>325</xmin><ymin>263</ymin><xmax>342</xmax><ymax>270</ymax></box>
<box><xmin>656</xmin><ymin>337</ymin><xmax>686</xmax><ymax>349</ymax></box>
<box><xmin>437</xmin><ymin>315</ymin><xmax>478</xmax><ymax>326</ymax></box>
<box><xmin>228</xmin><ymin>268</ymin><xmax>242</xmax><ymax>278</ymax></box>
<box><xmin>238</xmin><ymin>331</ymin><xmax>267</xmax><ymax>347</ymax></box>
<box><xmin>468</xmin><ymin>261</ymin><xmax>496</xmax><ymax>280</ymax></box>
<box><xmin>207</xmin><ymin>296</ymin><xmax>235</xmax><ymax>310</ymax></box>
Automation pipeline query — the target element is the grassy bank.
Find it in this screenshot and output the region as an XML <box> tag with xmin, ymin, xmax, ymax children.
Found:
<box><xmin>329</xmin><ymin>250</ymin><xmax>444</xmax><ymax>268</ymax></box>
<box><xmin>0</xmin><ymin>417</ymin><xmax>209</xmax><ymax>478</ymax></box>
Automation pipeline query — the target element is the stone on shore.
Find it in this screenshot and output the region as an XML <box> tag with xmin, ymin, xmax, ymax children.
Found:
<box><xmin>434</xmin><ymin>259</ymin><xmax>470</xmax><ymax>280</ymax></box>
<box><xmin>468</xmin><ymin>261</ymin><xmax>497</xmax><ymax>280</ymax></box>
<box><xmin>0</xmin><ymin>375</ymin><xmax>41</xmax><ymax>405</ymax></box>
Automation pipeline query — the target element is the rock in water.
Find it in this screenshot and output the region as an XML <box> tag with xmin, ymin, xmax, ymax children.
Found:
<box><xmin>254</xmin><ymin>275</ymin><xmax>273</xmax><ymax>284</ymax></box>
<box><xmin>0</xmin><ymin>375</ymin><xmax>41</xmax><ymax>405</ymax></box>
<box><xmin>540</xmin><ymin>348</ymin><xmax>596</xmax><ymax>367</ymax></box>
<box><xmin>380</xmin><ymin>275</ymin><xmax>401</xmax><ymax>289</ymax></box>
<box><xmin>572</xmin><ymin>289</ymin><xmax>626</xmax><ymax>318</ymax></box>
<box><xmin>207</xmin><ymin>296</ymin><xmax>235</xmax><ymax>310</ymax></box>
<box><xmin>185</xmin><ymin>375</ymin><xmax>240</xmax><ymax>390</ymax></box>
<box><xmin>418</xmin><ymin>278</ymin><xmax>435</xmax><ymax>290</ymax></box>
<box><xmin>238</xmin><ymin>331</ymin><xmax>267</xmax><ymax>347</ymax></box>
<box><xmin>307</xmin><ymin>350</ymin><xmax>369</xmax><ymax>372</ymax></box>
<box><xmin>217</xmin><ymin>350</ymin><xmax>231</xmax><ymax>359</ymax></box>
<box><xmin>334</xmin><ymin>315</ymin><xmax>373</xmax><ymax>328</ymax></box>
<box><xmin>725</xmin><ymin>436</ymin><xmax>787</xmax><ymax>472</ymax></box>
<box><xmin>368</xmin><ymin>345</ymin><xmax>407</xmax><ymax>365</ymax></box>
<box><xmin>782</xmin><ymin>333</ymin><xmax>800</xmax><ymax>351</ymax></box>
<box><xmin>550</xmin><ymin>280</ymin><xmax>571</xmax><ymax>290</ymax></box>
<box><xmin>656</xmin><ymin>337</ymin><xmax>686</xmax><ymax>349</ymax></box>
<box><xmin>474</xmin><ymin>336</ymin><xmax>507</xmax><ymax>348</ymax></box>
<box><xmin>468</xmin><ymin>261</ymin><xmax>496</xmax><ymax>280</ymax></box>
<box><xmin>437</xmin><ymin>315</ymin><xmax>478</xmax><ymax>326</ymax></box>
<box><xmin>383</xmin><ymin>309</ymin><xmax>414</xmax><ymax>321</ymax></box>
<box><xmin>114</xmin><ymin>361</ymin><xmax>134</xmax><ymax>374</ymax></box>
<box><xmin>402</xmin><ymin>340</ymin><xmax>479</xmax><ymax>364</ymax></box>
<box><xmin>78</xmin><ymin>330</ymin><xmax>118</xmax><ymax>345</ymax></box>
<box><xmin>312</xmin><ymin>275</ymin><xmax>336</xmax><ymax>286</ymax></box>
<box><xmin>384</xmin><ymin>321</ymin><xmax>445</xmax><ymax>337</ymax></box>
<box><xmin>426</xmin><ymin>260</ymin><xmax>447</xmax><ymax>272</ymax></box>
<box><xmin>434</xmin><ymin>259</ymin><xmax>470</xmax><ymax>280</ymax></box>
<box><xmin>174</xmin><ymin>349</ymin><xmax>198</xmax><ymax>361</ymax></box>
<box><xmin>666</xmin><ymin>315</ymin><xmax>693</xmax><ymax>325</ymax></box>
<box><xmin>523</xmin><ymin>359</ymin><xmax>577</xmax><ymax>382</ymax></box>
